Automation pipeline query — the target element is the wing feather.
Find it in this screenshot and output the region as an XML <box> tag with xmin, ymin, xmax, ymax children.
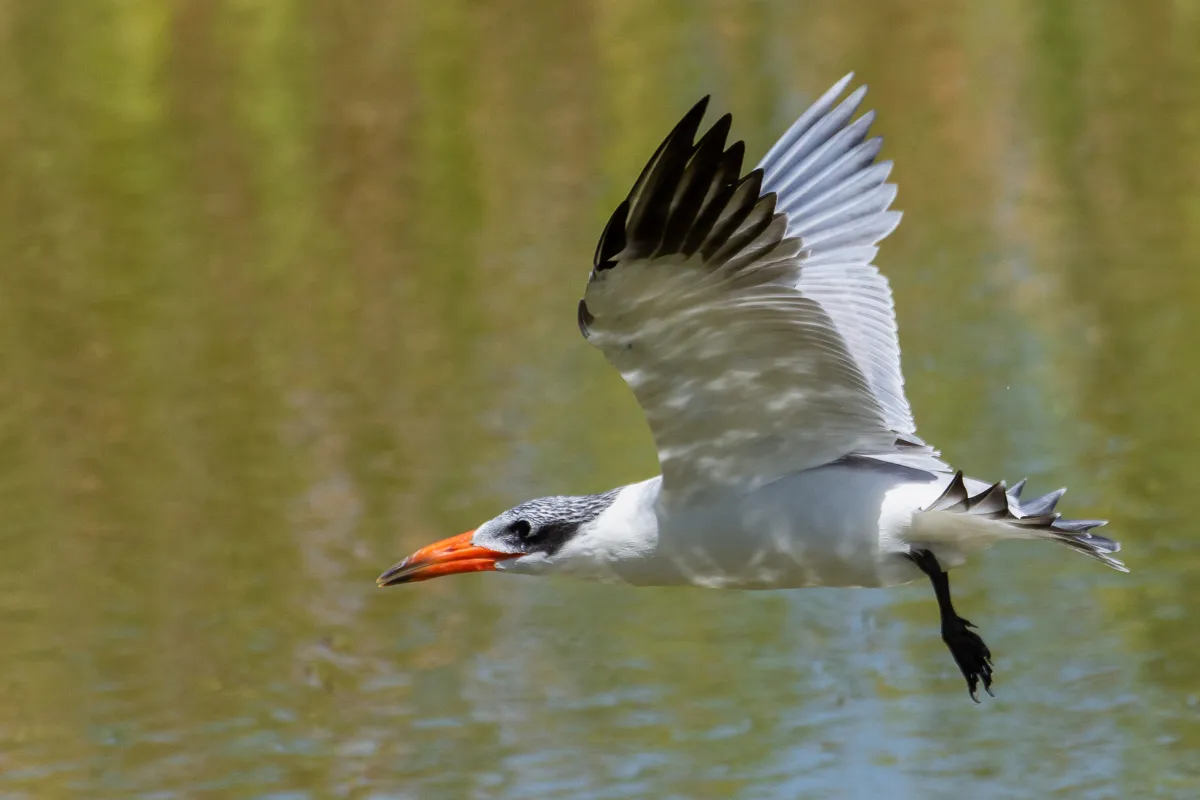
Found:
<box><xmin>581</xmin><ymin>92</ymin><xmax>922</xmax><ymax>503</ymax></box>
<box><xmin>581</xmin><ymin>77</ymin><xmax>947</xmax><ymax>502</ymax></box>
<box><xmin>758</xmin><ymin>75</ymin><xmax>921</xmax><ymax>438</ymax></box>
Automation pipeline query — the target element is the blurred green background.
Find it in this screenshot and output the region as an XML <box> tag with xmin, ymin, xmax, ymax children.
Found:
<box><xmin>1</xmin><ymin>0</ymin><xmax>1199</xmax><ymax>797</ymax></box>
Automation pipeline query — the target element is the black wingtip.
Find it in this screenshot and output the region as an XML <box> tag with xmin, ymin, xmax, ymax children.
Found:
<box><xmin>635</xmin><ymin>96</ymin><xmax>712</xmax><ymax>192</ymax></box>
<box><xmin>593</xmin><ymin>198</ymin><xmax>629</xmax><ymax>272</ymax></box>
<box><xmin>577</xmin><ymin>299</ymin><xmax>594</xmax><ymax>337</ymax></box>
<box><xmin>594</xmin><ymin>97</ymin><xmax>712</xmax><ymax>273</ymax></box>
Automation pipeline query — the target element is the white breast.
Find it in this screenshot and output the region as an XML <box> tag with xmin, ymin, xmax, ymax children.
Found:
<box><xmin>654</xmin><ymin>463</ymin><xmax>946</xmax><ymax>588</ymax></box>
<box><xmin>516</xmin><ymin>463</ymin><xmax>949</xmax><ymax>589</ymax></box>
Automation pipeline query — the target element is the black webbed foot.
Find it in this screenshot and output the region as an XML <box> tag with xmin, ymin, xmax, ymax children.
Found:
<box><xmin>907</xmin><ymin>549</ymin><xmax>996</xmax><ymax>702</ymax></box>
<box><xmin>941</xmin><ymin>616</ymin><xmax>993</xmax><ymax>703</ymax></box>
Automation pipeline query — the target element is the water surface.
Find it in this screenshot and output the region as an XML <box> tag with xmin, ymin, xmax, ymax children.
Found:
<box><xmin>2</xmin><ymin>1</ymin><xmax>1199</xmax><ymax>797</ymax></box>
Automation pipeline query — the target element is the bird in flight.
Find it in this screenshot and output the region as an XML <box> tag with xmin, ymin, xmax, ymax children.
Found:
<box><xmin>378</xmin><ymin>74</ymin><xmax>1126</xmax><ymax>702</ymax></box>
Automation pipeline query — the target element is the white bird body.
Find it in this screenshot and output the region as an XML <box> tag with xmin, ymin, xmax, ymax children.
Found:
<box><xmin>504</xmin><ymin>466</ymin><xmax>928</xmax><ymax>588</ymax></box>
<box><xmin>503</xmin><ymin>466</ymin><xmax>1065</xmax><ymax>590</ymax></box>
<box><xmin>380</xmin><ymin>73</ymin><xmax>1126</xmax><ymax>701</ymax></box>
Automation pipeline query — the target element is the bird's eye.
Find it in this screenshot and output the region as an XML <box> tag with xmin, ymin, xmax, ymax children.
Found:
<box><xmin>510</xmin><ymin>520</ymin><xmax>533</xmax><ymax>539</ymax></box>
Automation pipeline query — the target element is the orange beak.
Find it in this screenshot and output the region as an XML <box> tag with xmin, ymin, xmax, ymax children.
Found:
<box><xmin>376</xmin><ymin>531</ymin><xmax>518</xmax><ymax>587</ymax></box>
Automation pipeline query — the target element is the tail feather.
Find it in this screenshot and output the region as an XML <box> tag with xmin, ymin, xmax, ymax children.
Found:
<box><xmin>1018</xmin><ymin>487</ymin><xmax>1067</xmax><ymax>517</ymax></box>
<box><xmin>1051</xmin><ymin>518</ymin><xmax>1111</xmax><ymax>535</ymax></box>
<box><xmin>923</xmin><ymin>471</ymin><xmax>1127</xmax><ymax>573</ymax></box>
<box><xmin>967</xmin><ymin>481</ymin><xmax>1009</xmax><ymax>516</ymax></box>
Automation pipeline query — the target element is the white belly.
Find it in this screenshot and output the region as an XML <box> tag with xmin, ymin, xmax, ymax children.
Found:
<box><xmin>639</xmin><ymin>462</ymin><xmax>946</xmax><ymax>589</ymax></box>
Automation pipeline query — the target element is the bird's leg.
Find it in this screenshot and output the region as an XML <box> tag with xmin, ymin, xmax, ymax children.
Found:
<box><xmin>906</xmin><ymin>549</ymin><xmax>994</xmax><ymax>702</ymax></box>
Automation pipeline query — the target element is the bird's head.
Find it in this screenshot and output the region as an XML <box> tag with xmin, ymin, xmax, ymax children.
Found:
<box><xmin>376</xmin><ymin>491</ymin><xmax>622</xmax><ymax>586</ymax></box>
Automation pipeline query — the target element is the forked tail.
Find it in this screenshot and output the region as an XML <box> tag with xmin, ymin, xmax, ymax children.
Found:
<box><xmin>922</xmin><ymin>471</ymin><xmax>1126</xmax><ymax>572</ymax></box>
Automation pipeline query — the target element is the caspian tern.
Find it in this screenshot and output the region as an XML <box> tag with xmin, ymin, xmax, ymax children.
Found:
<box><xmin>378</xmin><ymin>74</ymin><xmax>1126</xmax><ymax>702</ymax></box>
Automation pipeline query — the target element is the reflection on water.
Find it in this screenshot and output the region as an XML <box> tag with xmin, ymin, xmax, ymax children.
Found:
<box><xmin>1</xmin><ymin>1</ymin><xmax>1199</xmax><ymax>797</ymax></box>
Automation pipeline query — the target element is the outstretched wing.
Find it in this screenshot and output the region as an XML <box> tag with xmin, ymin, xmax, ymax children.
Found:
<box><xmin>579</xmin><ymin>79</ymin><xmax>934</xmax><ymax>505</ymax></box>
<box><xmin>758</xmin><ymin>73</ymin><xmax>914</xmax><ymax>436</ymax></box>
